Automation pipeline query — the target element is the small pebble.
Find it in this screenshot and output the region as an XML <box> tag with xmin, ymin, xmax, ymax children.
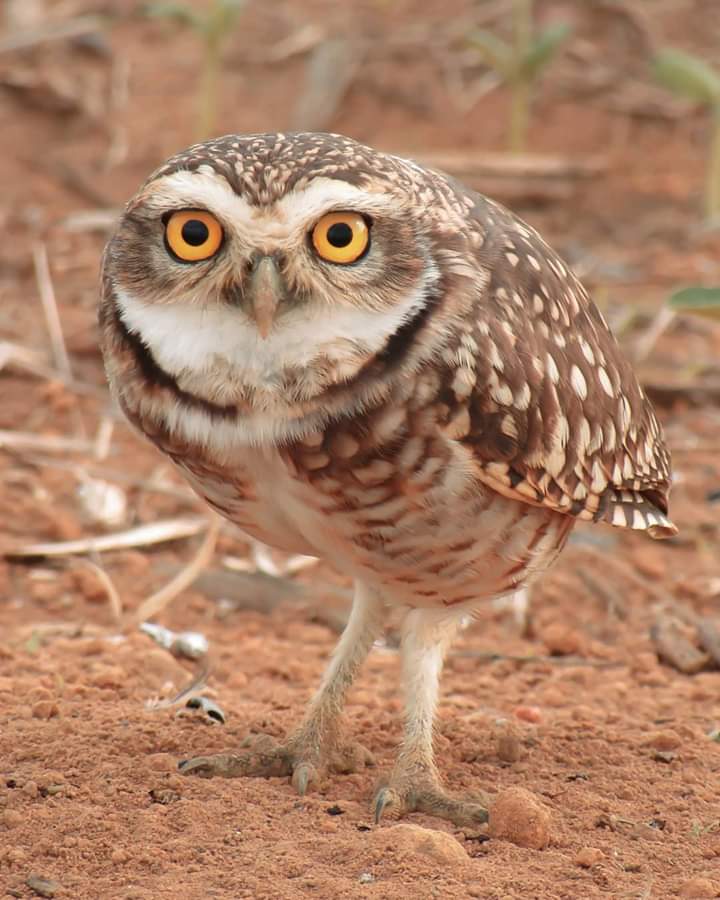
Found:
<box><xmin>358</xmin><ymin>872</ymin><xmax>374</xmax><ymax>884</ymax></box>
<box><xmin>574</xmin><ymin>847</ymin><xmax>604</xmax><ymax>868</ymax></box>
<box><xmin>488</xmin><ymin>787</ymin><xmax>552</xmax><ymax>850</ymax></box>
<box><xmin>25</xmin><ymin>875</ymin><xmax>59</xmax><ymax>898</ymax></box>
<box><xmin>540</xmin><ymin>623</ymin><xmax>584</xmax><ymax>656</ymax></box>
<box><xmin>514</xmin><ymin>705</ymin><xmax>542</xmax><ymax>723</ymax></box>
<box><xmin>22</xmin><ymin>780</ymin><xmax>39</xmax><ymax>799</ymax></box>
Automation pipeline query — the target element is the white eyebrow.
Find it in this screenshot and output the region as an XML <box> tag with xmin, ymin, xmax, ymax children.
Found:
<box><xmin>276</xmin><ymin>177</ymin><xmax>392</xmax><ymax>226</ymax></box>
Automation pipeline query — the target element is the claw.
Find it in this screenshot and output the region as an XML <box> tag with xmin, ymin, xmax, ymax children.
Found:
<box><xmin>178</xmin><ymin>755</ymin><xmax>217</xmax><ymax>777</ymax></box>
<box><xmin>372</xmin><ymin>777</ymin><xmax>489</xmax><ymax>827</ymax></box>
<box><xmin>292</xmin><ymin>766</ymin><xmax>311</xmax><ymax>797</ymax></box>
<box><xmin>178</xmin><ymin>753</ymin><xmax>252</xmax><ymax>779</ymax></box>
<box><xmin>373</xmin><ymin>786</ymin><xmax>400</xmax><ymax>824</ymax></box>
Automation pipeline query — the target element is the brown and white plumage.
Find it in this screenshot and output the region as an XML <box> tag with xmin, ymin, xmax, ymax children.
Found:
<box><xmin>100</xmin><ymin>132</ymin><xmax>676</xmax><ymax>826</ymax></box>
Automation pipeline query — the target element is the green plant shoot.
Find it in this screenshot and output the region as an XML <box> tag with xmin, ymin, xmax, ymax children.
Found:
<box><xmin>147</xmin><ymin>0</ymin><xmax>245</xmax><ymax>141</ymax></box>
<box><xmin>468</xmin><ymin>0</ymin><xmax>571</xmax><ymax>153</ymax></box>
<box><xmin>653</xmin><ymin>48</ymin><xmax>720</xmax><ymax>222</ymax></box>
<box><xmin>668</xmin><ymin>286</ymin><xmax>720</xmax><ymax>321</ymax></box>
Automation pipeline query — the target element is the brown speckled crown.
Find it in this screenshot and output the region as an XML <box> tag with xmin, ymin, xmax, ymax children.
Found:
<box><xmin>147</xmin><ymin>132</ymin><xmax>424</xmax><ymax>204</ymax></box>
<box><xmin>104</xmin><ymin>131</ymin><xmax>676</xmax><ymax>541</ymax></box>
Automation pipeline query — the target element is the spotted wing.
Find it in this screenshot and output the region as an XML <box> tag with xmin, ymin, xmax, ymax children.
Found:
<box><xmin>456</xmin><ymin>198</ymin><xmax>675</xmax><ymax>539</ymax></box>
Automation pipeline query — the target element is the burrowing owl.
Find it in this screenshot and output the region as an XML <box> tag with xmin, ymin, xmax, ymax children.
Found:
<box><xmin>100</xmin><ymin>132</ymin><xmax>676</xmax><ymax>827</ymax></box>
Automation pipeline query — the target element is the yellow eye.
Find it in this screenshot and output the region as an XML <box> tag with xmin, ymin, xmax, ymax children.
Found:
<box><xmin>311</xmin><ymin>212</ymin><xmax>369</xmax><ymax>264</ymax></box>
<box><xmin>165</xmin><ymin>210</ymin><xmax>223</xmax><ymax>262</ymax></box>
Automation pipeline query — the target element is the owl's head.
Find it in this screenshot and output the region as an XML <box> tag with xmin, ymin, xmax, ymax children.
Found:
<box><xmin>102</xmin><ymin>133</ymin><xmax>468</xmax><ymax>425</ymax></box>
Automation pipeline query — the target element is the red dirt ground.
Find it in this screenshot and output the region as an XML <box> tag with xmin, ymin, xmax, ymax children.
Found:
<box><xmin>1</xmin><ymin>2</ymin><xmax>719</xmax><ymax>898</ymax></box>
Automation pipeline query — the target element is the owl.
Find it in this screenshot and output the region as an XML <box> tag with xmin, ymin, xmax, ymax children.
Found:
<box><xmin>100</xmin><ymin>132</ymin><xmax>676</xmax><ymax>827</ymax></box>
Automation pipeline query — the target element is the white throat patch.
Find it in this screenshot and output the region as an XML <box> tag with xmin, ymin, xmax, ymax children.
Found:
<box><xmin>115</xmin><ymin>283</ymin><xmax>431</xmax><ymax>393</ymax></box>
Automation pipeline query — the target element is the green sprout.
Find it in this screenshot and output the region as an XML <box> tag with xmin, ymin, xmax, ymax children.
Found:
<box><xmin>146</xmin><ymin>0</ymin><xmax>244</xmax><ymax>141</ymax></box>
<box><xmin>653</xmin><ymin>47</ymin><xmax>720</xmax><ymax>222</ymax></box>
<box><xmin>668</xmin><ymin>286</ymin><xmax>720</xmax><ymax>321</ymax></box>
<box><xmin>468</xmin><ymin>0</ymin><xmax>571</xmax><ymax>153</ymax></box>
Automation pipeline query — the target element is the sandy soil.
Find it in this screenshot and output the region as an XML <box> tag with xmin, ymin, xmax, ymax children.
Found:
<box><xmin>1</xmin><ymin>1</ymin><xmax>719</xmax><ymax>898</ymax></box>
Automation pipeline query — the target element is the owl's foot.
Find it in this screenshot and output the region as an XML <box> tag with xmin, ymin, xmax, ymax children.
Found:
<box><xmin>178</xmin><ymin>732</ymin><xmax>374</xmax><ymax>795</ymax></box>
<box><xmin>373</xmin><ymin>768</ymin><xmax>489</xmax><ymax>828</ymax></box>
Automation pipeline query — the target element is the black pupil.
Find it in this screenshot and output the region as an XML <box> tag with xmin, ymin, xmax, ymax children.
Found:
<box><xmin>326</xmin><ymin>222</ymin><xmax>354</xmax><ymax>248</ymax></box>
<box><xmin>181</xmin><ymin>219</ymin><xmax>209</xmax><ymax>246</ymax></box>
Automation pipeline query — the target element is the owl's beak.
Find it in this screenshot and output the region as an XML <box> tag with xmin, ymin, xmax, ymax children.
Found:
<box><xmin>246</xmin><ymin>255</ymin><xmax>284</xmax><ymax>340</ymax></box>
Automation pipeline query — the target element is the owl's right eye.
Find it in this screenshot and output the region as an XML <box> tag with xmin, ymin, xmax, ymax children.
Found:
<box><xmin>164</xmin><ymin>210</ymin><xmax>224</xmax><ymax>262</ymax></box>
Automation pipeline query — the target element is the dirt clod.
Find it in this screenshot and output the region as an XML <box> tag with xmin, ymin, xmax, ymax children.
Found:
<box><xmin>488</xmin><ymin>787</ymin><xmax>553</xmax><ymax>850</ymax></box>
<box><xmin>642</xmin><ymin>730</ymin><xmax>683</xmax><ymax>752</ymax></box>
<box><xmin>677</xmin><ymin>877</ymin><xmax>717</xmax><ymax>898</ymax></box>
<box><xmin>494</xmin><ymin>720</ymin><xmax>524</xmax><ymax>763</ymax></box>
<box><xmin>573</xmin><ymin>847</ymin><xmax>605</xmax><ymax>868</ymax></box>
<box><xmin>31</xmin><ymin>700</ymin><xmax>59</xmax><ymax>719</ymax></box>
<box><xmin>370</xmin><ymin>824</ymin><xmax>469</xmax><ymax>866</ymax></box>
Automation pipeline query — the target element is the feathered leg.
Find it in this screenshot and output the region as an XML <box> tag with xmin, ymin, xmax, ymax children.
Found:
<box><xmin>180</xmin><ymin>581</ymin><xmax>384</xmax><ymax>792</ymax></box>
<box><xmin>373</xmin><ymin>607</ymin><xmax>489</xmax><ymax>827</ymax></box>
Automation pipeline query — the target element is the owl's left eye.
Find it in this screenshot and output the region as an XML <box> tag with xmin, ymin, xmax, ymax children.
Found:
<box><xmin>164</xmin><ymin>210</ymin><xmax>223</xmax><ymax>262</ymax></box>
<box><xmin>311</xmin><ymin>212</ymin><xmax>370</xmax><ymax>264</ymax></box>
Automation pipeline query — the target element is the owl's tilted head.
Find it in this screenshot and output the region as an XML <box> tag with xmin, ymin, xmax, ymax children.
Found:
<box><xmin>101</xmin><ymin>133</ymin><xmax>469</xmax><ymax>438</ymax></box>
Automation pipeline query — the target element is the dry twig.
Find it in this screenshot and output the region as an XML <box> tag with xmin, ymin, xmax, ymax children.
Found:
<box><xmin>0</xmin><ymin>15</ymin><xmax>103</xmax><ymax>54</ymax></box>
<box><xmin>292</xmin><ymin>38</ymin><xmax>362</xmax><ymax>132</ymax></box>
<box><xmin>643</xmin><ymin>380</ymin><xmax>720</xmax><ymax>409</ymax></box>
<box><xmin>145</xmin><ymin>663</ymin><xmax>210</xmax><ymax>711</ymax></box>
<box><xmin>32</xmin><ymin>243</ymin><xmax>72</xmax><ymax>379</ymax></box>
<box><xmin>4</xmin><ymin>517</ymin><xmax>210</xmax><ymax>559</ymax></box>
<box><xmin>128</xmin><ymin>516</ymin><xmax>221</xmax><ymax>627</ymax></box>
<box><xmin>72</xmin><ymin>557</ymin><xmax>122</xmax><ymax>622</ymax></box>
<box><xmin>0</xmin><ymin>340</ymin><xmax>108</xmax><ymax>401</ymax></box>
<box><xmin>451</xmin><ymin>649</ymin><xmax>621</xmax><ymax>667</ymax></box>
<box><xmin>0</xmin><ymin>430</ymin><xmax>95</xmax><ymax>454</ymax></box>
<box><xmin>405</xmin><ymin>151</ymin><xmax>605</xmax><ymax>202</ymax></box>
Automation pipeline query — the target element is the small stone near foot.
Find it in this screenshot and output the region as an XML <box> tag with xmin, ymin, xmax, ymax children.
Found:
<box><xmin>488</xmin><ymin>786</ymin><xmax>553</xmax><ymax>850</ymax></box>
<box><xmin>368</xmin><ymin>823</ymin><xmax>469</xmax><ymax>866</ymax></box>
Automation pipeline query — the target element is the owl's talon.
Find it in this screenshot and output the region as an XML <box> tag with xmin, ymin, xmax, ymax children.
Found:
<box><xmin>292</xmin><ymin>762</ymin><xmax>319</xmax><ymax>796</ymax></box>
<box><xmin>178</xmin><ymin>732</ymin><xmax>372</xmax><ymax>794</ymax></box>
<box><xmin>372</xmin><ymin>776</ymin><xmax>489</xmax><ymax>828</ymax></box>
<box><xmin>178</xmin><ymin>753</ymin><xmax>247</xmax><ymax>778</ymax></box>
<box><xmin>373</xmin><ymin>786</ymin><xmax>401</xmax><ymax>824</ymax></box>
<box><xmin>178</xmin><ymin>740</ymin><xmax>293</xmax><ymax>780</ymax></box>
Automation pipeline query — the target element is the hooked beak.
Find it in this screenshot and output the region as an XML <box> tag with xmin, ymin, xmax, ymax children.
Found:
<box><xmin>246</xmin><ymin>256</ymin><xmax>285</xmax><ymax>340</ymax></box>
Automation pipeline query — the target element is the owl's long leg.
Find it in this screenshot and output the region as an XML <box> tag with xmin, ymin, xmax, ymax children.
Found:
<box><xmin>373</xmin><ymin>607</ymin><xmax>489</xmax><ymax>827</ymax></box>
<box><xmin>180</xmin><ymin>581</ymin><xmax>384</xmax><ymax>793</ymax></box>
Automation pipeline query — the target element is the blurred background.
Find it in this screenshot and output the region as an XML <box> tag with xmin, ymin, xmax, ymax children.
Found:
<box><xmin>1</xmin><ymin>2</ymin><xmax>720</xmax><ymax>896</ymax></box>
